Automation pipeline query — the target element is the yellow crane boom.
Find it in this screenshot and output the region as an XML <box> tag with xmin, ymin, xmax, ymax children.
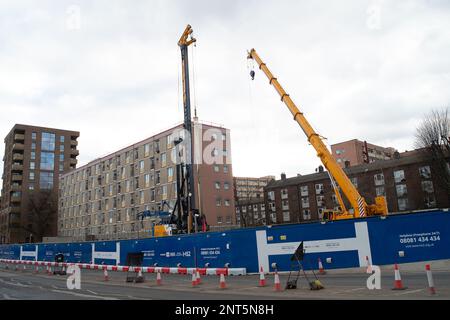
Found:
<box><xmin>247</xmin><ymin>48</ymin><xmax>388</xmax><ymax>220</ymax></box>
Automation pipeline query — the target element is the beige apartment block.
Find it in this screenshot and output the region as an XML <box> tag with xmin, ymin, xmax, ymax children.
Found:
<box><xmin>58</xmin><ymin>121</ymin><xmax>236</xmax><ymax>241</ymax></box>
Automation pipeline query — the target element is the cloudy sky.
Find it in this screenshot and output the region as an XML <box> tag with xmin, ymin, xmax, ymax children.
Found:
<box><xmin>1</xmin><ymin>0</ymin><xmax>449</xmax><ymax>185</ymax></box>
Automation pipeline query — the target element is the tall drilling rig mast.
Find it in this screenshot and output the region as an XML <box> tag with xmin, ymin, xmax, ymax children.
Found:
<box><xmin>178</xmin><ymin>25</ymin><xmax>197</xmax><ymax>233</ymax></box>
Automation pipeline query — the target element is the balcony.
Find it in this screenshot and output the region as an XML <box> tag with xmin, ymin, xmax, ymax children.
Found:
<box><xmin>11</xmin><ymin>174</ymin><xmax>23</xmax><ymax>182</ymax></box>
<box><xmin>11</xmin><ymin>184</ymin><xmax>21</xmax><ymax>192</ymax></box>
<box><xmin>12</xmin><ymin>143</ymin><xmax>24</xmax><ymax>151</ymax></box>
<box><xmin>14</xmin><ymin>133</ymin><xmax>25</xmax><ymax>141</ymax></box>
<box><xmin>13</xmin><ymin>153</ymin><xmax>24</xmax><ymax>161</ymax></box>
<box><xmin>71</xmin><ymin>149</ymin><xmax>79</xmax><ymax>156</ymax></box>
<box><xmin>71</xmin><ymin>140</ymin><xmax>78</xmax><ymax>147</ymax></box>
<box><xmin>11</xmin><ymin>164</ymin><xmax>23</xmax><ymax>171</ymax></box>
<box><xmin>70</xmin><ymin>158</ymin><xmax>78</xmax><ymax>166</ymax></box>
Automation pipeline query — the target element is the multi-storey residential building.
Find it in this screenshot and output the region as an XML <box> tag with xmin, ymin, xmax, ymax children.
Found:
<box><xmin>0</xmin><ymin>124</ymin><xmax>79</xmax><ymax>244</ymax></box>
<box><xmin>233</xmin><ymin>176</ymin><xmax>275</xmax><ymax>200</ymax></box>
<box><xmin>264</xmin><ymin>149</ymin><xmax>449</xmax><ymax>225</ymax></box>
<box><xmin>233</xmin><ymin>176</ymin><xmax>274</xmax><ymax>227</ymax></box>
<box><xmin>58</xmin><ymin>121</ymin><xmax>236</xmax><ymax>241</ymax></box>
<box><xmin>331</xmin><ymin>139</ymin><xmax>397</xmax><ymax>168</ymax></box>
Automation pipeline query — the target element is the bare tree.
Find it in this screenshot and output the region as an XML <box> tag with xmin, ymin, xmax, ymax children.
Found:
<box><xmin>415</xmin><ymin>107</ymin><xmax>450</xmax><ymax>193</ymax></box>
<box><xmin>22</xmin><ymin>190</ymin><xmax>58</xmax><ymax>242</ymax></box>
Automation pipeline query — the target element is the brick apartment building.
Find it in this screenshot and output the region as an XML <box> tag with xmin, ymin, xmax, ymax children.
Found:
<box><xmin>331</xmin><ymin>139</ymin><xmax>397</xmax><ymax>168</ymax></box>
<box><xmin>0</xmin><ymin>124</ymin><xmax>79</xmax><ymax>244</ymax></box>
<box><xmin>264</xmin><ymin>149</ymin><xmax>449</xmax><ymax>225</ymax></box>
<box><xmin>58</xmin><ymin>121</ymin><xmax>236</xmax><ymax>241</ymax></box>
<box><xmin>233</xmin><ymin>175</ymin><xmax>274</xmax><ymax>227</ymax></box>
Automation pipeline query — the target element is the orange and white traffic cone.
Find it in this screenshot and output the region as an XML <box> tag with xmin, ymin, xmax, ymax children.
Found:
<box><xmin>191</xmin><ymin>271</ymin><xmax>197</xmax><ymax>287</ymax></box>
<box><xmin>274</xmin><ymin>271</ymin><xmax>281</xmax><ymax>291</ymax></box>
<box><xmin>34</xmin><ymin>265</ymin><xmax>39</xmax><ymax>274</ymax></box>
<box><xmin>195</xmin><ymin>269</ymin><xmax>201</xmax><ymax>285</ymax></box>
<box><xmin>156</xmin><ymin>271</ymin><xmax>162</xmax><ymax>286</ymax></box>
<box><xmin>219</xmin><ymin>273</ymin><xmax>226</xmax><ymax>289</ymax></box>
<box><xmin>392</xmin><ymin>264</ymin><xmax>407</xmax><ymax>290</ymax></box>
<box><xmin>103</xmin><ymin>268</ymin><xmax>109</xmax><ymax>281</ymax></box>
<box><xmin>425</xmin><ymin>264</ymin><xmax>436</xmax><ymax>295</ymax></box>
<box><xmin>366</xmin><ymin>256</ymin><xmax>372</xmax><ymax>273</ymax></box>
<box><xmin>259</xmin><ymin>266</ymin><xmax>266</xmax><ymax>287</ymax></box>
<box><xmin>48</xmin><ymin>266</ymin><xmax>53</xmax><ymax>275</ymax></box>
<box><xmin>318</xmin><ymin>258</ymin><xmax>326</xmax><ymax>275</ymax></box>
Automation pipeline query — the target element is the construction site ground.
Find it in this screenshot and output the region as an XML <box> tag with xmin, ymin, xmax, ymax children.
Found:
<box><xmin>0</xmin><ymin>263</ymin><xmax>449</xmax><ymax>300</ymax></box>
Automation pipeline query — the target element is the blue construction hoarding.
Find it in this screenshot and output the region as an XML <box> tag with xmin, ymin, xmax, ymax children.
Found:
<box><xmin>0</xmin><ymin>209</ymin><xmax>449</xmax><ymax>273</ymax></box>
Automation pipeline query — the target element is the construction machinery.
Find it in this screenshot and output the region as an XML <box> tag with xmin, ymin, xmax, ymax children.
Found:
<box><xmin>247</xmin><ymin>49</ymin><xmax>388</xmax><ymax>221</ymax></box>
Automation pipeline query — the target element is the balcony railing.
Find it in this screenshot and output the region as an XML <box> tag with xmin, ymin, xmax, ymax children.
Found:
<box><xmin>12</xmin><ymin>143</ymin><xmax>24</xmax><ymax>151</ymax></box>
<box><xmin>11</xmin><ymin>164</ymin><xmax>23</xmax><ymax>171</ymax></box>
<box><xmin>14</xmin><ymin>133</ymin><xmax>25</xmax><ymax>141</ymax></box>
<box><xmin>12</xmin><ymin>174</ymin><xmax>23</xmax><ymax>181</ymax></box>
<box><xmin>13</xmin><ymin>154</ymin><xmax>24</xmax><ymax>161</ymax></box>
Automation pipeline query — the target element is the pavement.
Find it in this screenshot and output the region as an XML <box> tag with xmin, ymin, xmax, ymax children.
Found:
<box><xmin>0</xmin><ymin>263</ymin><xmax>449</xmax><ymax>300</ymax></box>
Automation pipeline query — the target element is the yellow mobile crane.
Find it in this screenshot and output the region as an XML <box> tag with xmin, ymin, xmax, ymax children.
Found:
<box><xmin>247</xmin><ymin>49</ymin><xmax>388</xmax><ymax>221</ymax></box>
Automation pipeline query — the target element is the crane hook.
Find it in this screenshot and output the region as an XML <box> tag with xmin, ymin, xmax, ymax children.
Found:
<box><xmin>250</xmin><ymin>70</ymin><xmax>255</xmax><ymax>80</ymax></box>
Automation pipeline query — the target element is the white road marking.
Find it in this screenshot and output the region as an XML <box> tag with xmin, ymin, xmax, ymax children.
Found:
<box><xmin>51</xmin><ymin>289</ymin><xmax>119</xmax><ymax>300</ymax></box>
<box><xmin>86</xmin><ymin>290</ymin><xmax>98</xmax><ymax>295</ymax></box>
<box><xmin>394</xmin><ymin>289</ymin><xmax>424</xmax><ymax>296</ymax></box>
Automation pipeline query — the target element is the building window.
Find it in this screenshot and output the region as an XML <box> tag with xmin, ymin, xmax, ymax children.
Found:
<box><xmin>216</xmin><ymin>199</ymin><xmax>221</xmax><ymax>207</ymax></box>
<box><xmin>40</xmin><ymin>172</ymin><xmax>54</xmax><ymax>189</ymax></box>
<box><xmin>215</xmin><ymin>182</ymin><xmax>220</xmax><ymax>190</ymax></box>
<box><xmin>59</xmin><ymin>163</ymin><xmax>64</xmax><ymax>172</ymax></box>
<box><xmin>60</xmin><ymin>136</ymin><xmax>65</xmax><ymax>143</ymax></box>
<box><xmin>223</xmin><ymin>165</ymin><xmax>229</xmax><ymax>173</ymax></box>
<box><xmin>144</xmin><ymin>143</ymin><xmax>150</xmax><ymax>157</ymax></box>
<box><xmin>60</xmin><ymin>154</ymin><xmax>64</xmax><ymax>161</ymax></box>
<box><xmin>300</xmin><ymin>185</ymin><xmax>308</xmax><ymax>197</ymax></box>
<box><xmin>394</xmin><ymin>170</ymin><xmax>406</xmax><ymax>184</ymax></box>
<box><xmin>224</xmin><ymin>199</ymin><xmax>230</xmax><ymax>206</ymax></box>
<box><xmin>31</xmin><ymin>142</ymin><xmax>36</xmax><ymax>150</ymax></box>
<box><xmin>335</xmin><ymin>149</ymin><xmax>344</xmax><ymax>155</ymax></box>
<box><xmin>167</xmin><ymin>167</ymin><xmax>174</xmax><ymax>182</ymax></box>
<box><xmin>268</xmin><ymin>191</ymin><xmax>275</xmax><ymax>201</ymax></box>
<box><xmin>283</xmin><ymin>211</ymin><xmax>290</xmax><ymax>222</ymax></box>
<box><xmin>350</xmin><ymin>177</ymin><xmax>358</xmax><ymax>188</ymax></box>
<box><xmin>32</xmin><ymin>132</ymin><xmax>37</xmax><ymax>140</ymax></box>
<box><xmin>419</xmin><ymin>166</ymin><xmax>431</xmax><ymax>179</ymax></box>
<box><xmin>150</xmin><ymin>189</ymin><xmax>155</xmax><ymax>202</ymax></box>
<box><xmin>281</xmin><ymin>188</ymin><xmax>288</xmax><ymax>199</ymax></box>
<box><xmin>214</xmin><ymin>165</ymin><xmax>220</xmax><ymax>173</ymax></box>
<box><xmin>156</xmin><ymin>171</ymin><xmax>160</xmax><ymax>184</ymax></box>
<box><xmin>224</xmin><ymin>182</ymin><xmax>230</xmax><ymax>190</ymax></box>
<box><xmin>398</xmin><ymin>198</ymin><xmax>409</xmax><ymax>211</ymax></box>
<box><xmin>139</xmin><ymin>160</ymin><xmax>145</xmax><ymax>173</ymax></box>
<box><xmin>316</xmin><ymin>195</ymin><xmax>325</xmax><ymax>207</ymax></box>
<box><xmin>60</xmin><ymin>145</ymin><xmax>64</xmax><ymax>152</ymax></box>
<box><xmin>421</xmin><ymin>181</ymin><xmax>434</xmax><ymax>194</ymax></box>
<box><xmin>40</xmin><ymin>152</ymin><xmax>55</xmax><ymax>170</ymax></box>
<box><xmin>396</xmin><ymin>184</ymin><xmax>408</xmax><ymax>198</ymax></box>
<box><xmin>30</xmin><ymin>161</ymin><xmax>35</xmax><ymax>170</ymax></box>
<box><xmin>302</xmin><ymin>209</ymin><xmax>311</xmax><ymax>220</ymax></box>
<box><xmin>217</xmin><ymin>216</ymin><xmax>223</xmax><ymax>224</ymax></box>
<box><xmin>31</xmin><ymin>151</ymin><xmax>36</xmax><ymax>160</ymax></box>
<box><xmin>226</xmin><ymin>215</ymin><xmax>231</xmax><ymax>223</ymax></box>
<box><xmin>315</xmin><ymin>184</ymin><xmax>324</xmax><ymax>195</ymax></box>
<box><xmin>376</xmin><ymin>186</ymin><xmax>386</xmax><ymax>197</ymax></box>
<box><xmin>161</xmin><ymin>153</ymin><xmax>167</xmax><ymax>167</ymax></box>
<box><xmin>41</xmin><ymin>132</ymin><xmax>56</xmax><ymax>151</ymax></box>
<box><xmin>140</xmin><ymin>191</ymin><xmax>144</xmax><ymax>204</ymax></box>
<box><xmin>150</xmin><ymin>157</ymin><xmax>155</xmax><ymax>170</ymax></box>
<box><xmin>282</xmin><ymin>200</ymin><xmax>289</xmax><ymax>210</ymax></box>
<box><xmin>374</xmin><ymin>173</ymin><xmax>385</xmax><ymax>186</ymax></box>
<box><xmin>29</xmin><ymin>184</ymin><xmax>34</xmax><ymax>190</ymax></box>
<box><xmin>424</xmin><ymin>194</ymin><xmax>437</xmax><ymax>208</ymax></box>
<box><xmin>144</xmin><ymin>174</ymin><xmax>150</xmax><ymax>188</ymax></box>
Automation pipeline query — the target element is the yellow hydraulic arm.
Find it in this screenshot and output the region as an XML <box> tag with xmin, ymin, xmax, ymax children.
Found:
<box><xmin>247</xmin><ymin>49</ymin><xmax>388</xmax><ymax>220</ymax></box>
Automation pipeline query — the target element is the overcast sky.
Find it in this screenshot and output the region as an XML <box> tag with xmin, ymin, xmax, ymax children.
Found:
<box><xmin>1</xmin><ymin>0</ymin><xmax>449</xmax><ymax>185</ymax></box>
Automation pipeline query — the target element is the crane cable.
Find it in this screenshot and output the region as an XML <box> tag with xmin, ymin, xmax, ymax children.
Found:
<box><xmin>190</xmin><ymin>43</ymin><xmax>198</xmax><ymax>117</ymax></box>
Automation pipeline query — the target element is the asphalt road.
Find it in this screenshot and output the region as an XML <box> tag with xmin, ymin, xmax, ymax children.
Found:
<box><xmin>0</xmin><ymin>264</ymin><xmax>449</xmax><ymax>300</ymax></box>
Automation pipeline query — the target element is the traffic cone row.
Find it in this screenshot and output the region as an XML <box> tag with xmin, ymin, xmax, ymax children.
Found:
<box><xmin>219</xmin><ymin>273</ymin><xmax>226</xmax><ymax>289</ymax></box>
<box><xmin>156</xmin><ymin>271</ymin><xmax>162</xmax><ymax>286</ymax></box>
<box><xmin>425</xmin><ymin>264</ymin><xmax>436</xmax><ymax>295</ymax></box>
<box><xmin>259</xmin><ymin>266</ymin><xmax>266</xmax><ymax>287</ymax></box>
<box><xmin>392</xmin><ymin>264</ymin><xmax>407</xmax><ymax>290</ymax></box>
<box><xmin>273</xmin><ymin>271</ymin><xmax>281</xmax><ymax>291</ymax></box>
<box><xmin>196</xmin><ymin>269</ymin><xmax>201</xmax><ymax>285</ymax></box>
<box><xmin>103</xmin><ymin>268</ymin><xmax>109</xmax><ymax>281</ymax></box>
<box><xmin>318</xmin><ymin>258</ymin><xmax>326</xmax><ymax>275</ymax></box>
<box><xmin>191</xmin><ymin>271</ymin><xmax>197</xmax><ymax>287</ymax></box>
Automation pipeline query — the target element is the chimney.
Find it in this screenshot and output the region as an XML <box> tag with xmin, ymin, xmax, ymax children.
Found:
<box><xmin>281</xmin><ymin>173</ymin><xmax>286</xmax><ymax>180</ymax></box>
<box><xmin>344</xmin><ymin>160</ymin><xmax>351</xmax><ymax>168</ymax></box>
<box><xmin>318</xmin><ymin>165</ymin><xmax>324</xmax><ymax>173</ymax></box>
